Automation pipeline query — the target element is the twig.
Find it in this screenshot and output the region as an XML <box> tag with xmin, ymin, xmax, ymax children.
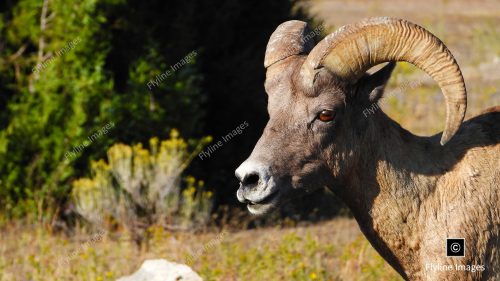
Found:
<box><xmin>7</xmin><ymin>44</ymin><xmax>27</xmax><ymax>62</ymax></box>
<box><xmin>32</xmin><ymin>0</ymin><xmax>50</xmax><ymax>85</ymax></box>
<box><xmin>37</xmin><ymin>0</ymin><xmax>49</xmax><ymax>64</ymax></box>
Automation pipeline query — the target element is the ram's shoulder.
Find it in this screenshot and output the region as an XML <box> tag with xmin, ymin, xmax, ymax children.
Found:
<box><xmin>461</xmin><ymin>106</ymin><xmax>500</xmax><ymax>142</ymax></box>
<box><xmin>479</xmin><ymin>105</ymin><xmax>500</xmax><ymax>114</ymax></box>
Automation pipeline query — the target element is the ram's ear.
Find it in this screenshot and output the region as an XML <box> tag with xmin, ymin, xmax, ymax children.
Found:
<box><xmin>356</xmin><ymin>62</ymin><xmax>396</xmax><ymax>103</ymax></box>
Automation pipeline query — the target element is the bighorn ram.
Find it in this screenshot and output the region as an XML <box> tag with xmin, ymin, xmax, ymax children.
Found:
<box><xmin>235</xmin><ymin>17</ymin><xmax>500</xmax><ymax>280</ymax></box>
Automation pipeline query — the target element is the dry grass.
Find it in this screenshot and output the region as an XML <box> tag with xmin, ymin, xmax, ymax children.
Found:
<box><xmin>0</xmin><ymin>218</ymin><xmax>402</xmax><ymax>281</ymax></box>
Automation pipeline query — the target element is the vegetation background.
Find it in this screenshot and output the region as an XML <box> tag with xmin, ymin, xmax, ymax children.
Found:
<box><xmin>0</xmin><ymin>0</ymin><xmax>498</xmax><ymax>280</ymax></box>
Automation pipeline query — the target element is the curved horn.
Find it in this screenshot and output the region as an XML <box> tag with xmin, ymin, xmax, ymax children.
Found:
<box><xmin>265</xmin><ymin>20</ymin><xmax>314</xmax><ymax>68</ymax></box>
<box><xmin>300</xmin><ymin>17</ymin><xmax>466</xmax><ymax>145</ymax></box>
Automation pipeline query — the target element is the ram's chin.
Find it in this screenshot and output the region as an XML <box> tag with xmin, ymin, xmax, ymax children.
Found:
<box><xmin>246</xmin><ymin>194</ymin><xmax>280</xmax><ymax>215</ymax></box>
<box><xmin>247</xmin><ymin>201</ymin><xmax>278</xmax><ymax>215</ymax></box>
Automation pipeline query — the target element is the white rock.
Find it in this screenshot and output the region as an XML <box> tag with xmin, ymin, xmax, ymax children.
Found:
<box><xmin>117</xmin><ymin>259</ymin><xmax>203</xmax><ymax>281</ymax></box>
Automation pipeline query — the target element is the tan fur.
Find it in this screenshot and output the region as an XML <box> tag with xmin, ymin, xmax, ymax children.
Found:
<box><xmin>341</xmin><ymin>110</ymin><xmax>500</xmax><ymax>280</ymax></box>
<box><xmin>237</xmin><ymin>18</ymin><xmax>500</xmax><ymax>281</ymax></box>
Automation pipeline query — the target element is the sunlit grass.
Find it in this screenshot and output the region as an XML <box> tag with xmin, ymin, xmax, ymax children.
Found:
<box><xmin>0</xmin><ymin>219</ymin><xmax>402</xmax><ymax>281</ymax></box>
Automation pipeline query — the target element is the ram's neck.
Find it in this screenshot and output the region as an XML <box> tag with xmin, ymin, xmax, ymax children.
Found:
<box><xmin>337</xmin><ymin>112</ymin><xmax>446</xmax><ymax>278</ymax></box>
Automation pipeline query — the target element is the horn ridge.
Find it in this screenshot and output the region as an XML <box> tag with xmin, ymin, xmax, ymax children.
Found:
<box><xmin>300</xmin><ymin>17</ymin><xmax>466</xmax><ymax>145</ymax></box>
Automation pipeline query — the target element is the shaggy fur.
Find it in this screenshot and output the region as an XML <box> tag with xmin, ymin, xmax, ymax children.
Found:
<box><xmin>236</xmin><ymin>57</ymin><xmax>500</xmax><ymax>280</ymax></box>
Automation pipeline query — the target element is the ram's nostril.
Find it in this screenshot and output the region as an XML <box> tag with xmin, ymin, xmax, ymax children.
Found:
<box><xmin>242</xmin><ymin>173</ymin><xmax>260</xmax><ymax>186</ymax></box>
<box><xmin>235</xmin><ymin>162</ymin><xmax>267</xmax><ymax>187</ymax></box>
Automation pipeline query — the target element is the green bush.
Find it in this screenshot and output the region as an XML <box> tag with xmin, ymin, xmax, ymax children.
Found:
<box><xmin>0</xmin><ymin>0</ymin><xmax>205</xmax><ymax>220</ymax></box>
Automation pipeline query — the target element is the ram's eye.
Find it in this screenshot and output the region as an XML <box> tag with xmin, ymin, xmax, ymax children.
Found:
<box><xmin>318</xmin><ymin>110</ymin><xmax>335</xmax><ymax>122</ymax></box>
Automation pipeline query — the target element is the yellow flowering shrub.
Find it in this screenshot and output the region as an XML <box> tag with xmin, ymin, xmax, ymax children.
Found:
<box><xmin>72</xmin><ymin>129</ymin><xmax>213</xmax><ymax>234</ymax></box>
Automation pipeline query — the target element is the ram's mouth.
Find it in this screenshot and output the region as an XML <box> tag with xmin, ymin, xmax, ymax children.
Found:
<box><xmin>247</xmin><ymin>191</ymin><xmax>280</xmax><ymax>215</ymax></box>
<box><xmin>248</xmin><ymin>190</ymin><xmax>279</xmax><ymax>205</ymax></box>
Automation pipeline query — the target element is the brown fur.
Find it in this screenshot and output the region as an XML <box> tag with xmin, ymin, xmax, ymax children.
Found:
<box><xmin>236</xmin><ymin>56</ymin><xmax>500</xmax><ymax>280</ymax></box>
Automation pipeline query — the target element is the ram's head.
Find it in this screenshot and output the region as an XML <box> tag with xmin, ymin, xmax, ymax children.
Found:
<box><xmin>235</xmin><ymin>17</ymin><xmax>466</xmax><ymax>215</ymax></box>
